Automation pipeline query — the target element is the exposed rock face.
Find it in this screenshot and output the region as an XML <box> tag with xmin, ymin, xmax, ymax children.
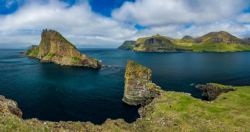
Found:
<box><xmin>123</xmin><ymin>60</ymin><xmax>161</xmax><ymax>106</ymax></box>
<box><xmin>196</xmin><ymin>83</ymin><xmax>235</xmax><ymax>101</ymax></box>
<box><xmin>26</xmin><ymin>29</ymin><xmax>102</xmax><ymax>69</ymax></box>
<box><xmin>0</xmin><ymin>96</ymin><xmax>22</xmax><ymax>118</ymax></box>
<box><xmin>118</xmin><ymin>41</ymin><xmax>136</xmax><ymax>50</ymax></box>
<box><xmin>134</xmin><ymin>35</ymin><xmax>177</xmax><ymax>52</ymax></box>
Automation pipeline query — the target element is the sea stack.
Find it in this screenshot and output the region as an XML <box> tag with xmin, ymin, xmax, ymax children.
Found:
<box><xmin>123</xmin><ymin>60</ymin><xmax>161</xmax><ymax>106</ymax></box>
<box><xmin>26</xmin><ymin>29</ymin><xmax>101</xmax><ymax>69</ymax></box>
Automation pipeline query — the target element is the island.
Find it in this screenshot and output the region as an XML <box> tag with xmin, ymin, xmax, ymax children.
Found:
<box><xmin>119</xmin><ymin>31</ymin><xmax>250</xmax><ymax>52</ymax></box>
<box><xmin>26</xmin><ymin>29</ymin><xmax>102</xmax><ymax>69</ymax></box>
<box><xmin>0</xmin><ymin>60</ymin><xmax>249</xmax><ymax>131</ymax></box>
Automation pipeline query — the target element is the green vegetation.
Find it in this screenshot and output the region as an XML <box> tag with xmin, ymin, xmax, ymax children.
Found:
<box><xmin>26</xmin><ymin>45</ymin><xmax>39</xmax><ymax>57</ymax></box>
<box><xmin>119</xmin><ymin>31</ymin><xmax>250</xmax><ymax>52</ymax></box>
<box><xmin>71</xmin><ymin>57</ymin><xmax>81</xmax><ymax>64</ymax></box>
<box><xmin>43</xmin><ymin>53</ymin><xmax>55</xmax><ymax>60</ymax></box>
<box><xmin>118</xmin><ymin>40</ymin><xmax>136</xmax><ymax>50</ymax></box>
<box><xmin>133</xmin><ymin>35</ymin><xmax>177</xmax><ymax>52</ymax></box>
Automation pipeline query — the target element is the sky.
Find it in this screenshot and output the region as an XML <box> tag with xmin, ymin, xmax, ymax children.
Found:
<box><xmin>0</xmin><ymin>0</ymin><xmax>250</xmax><ymax>48</ymax></box>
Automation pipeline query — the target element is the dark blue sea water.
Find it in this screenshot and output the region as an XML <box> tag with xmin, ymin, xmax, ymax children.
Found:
<box><xmin>0</xmin><ymin>49</ymin><xmax>250</xmax><ymax>124</ymax></box>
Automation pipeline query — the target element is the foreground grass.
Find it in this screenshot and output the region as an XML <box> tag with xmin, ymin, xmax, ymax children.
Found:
<box><xmin>0</xmin><ymin>84</ymin><xmax>250</xmax><ymax>131</ymax></box>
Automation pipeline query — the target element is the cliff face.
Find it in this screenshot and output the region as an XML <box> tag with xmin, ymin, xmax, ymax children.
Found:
<box><xmin>0</xmin><ymin>96</ymin><xmax>22</xmax><ymax>118</ymax></box>
<box><xmin>123</xmin><ymin>60</ymin><xmax>161</xmax><ymax>106</ymax></box>
<box><xmin>134</xmin><ymin>35</ymin><xmax>177</xmax><ymax>52</ymax></box>
<box><xmin>119</xmin><ymin>31</ymin><xmax>250</xmax><ymax>52</ymax></box>
<box><xmin>26</xmin><ymin>29</ymin><xmax>101</xmax><ymax>69</ymax></box>
<box><xmin>118</xmin><ymin>41</ymin><xmax>136</xmax><ymax>50</ymax></box>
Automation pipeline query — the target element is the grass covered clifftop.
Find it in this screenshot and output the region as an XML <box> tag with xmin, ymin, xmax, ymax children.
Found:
<box><xmin>26</xmin><ymin>29</ymin><xmax>102</xmax><ymax>69</ymax></box>
<box><xmin>119</xmin><ymin>31</ymin><xmax>250</xmax><ymax>52</ymax></box>
<box><xmin>1</xmin><ymin>61</ymin><xmax>250</xmax><ymax>131</ymax></box>
<box><xmin>1</xmin><ymin>84</ymin><xmax>249</xmax><ymax>131</ymax></box>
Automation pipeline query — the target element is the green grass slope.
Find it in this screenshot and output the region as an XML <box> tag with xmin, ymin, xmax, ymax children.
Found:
<box><xmin>1</xmin><ymin>84</ymin><xmax>250</xmax><ymax>131</ymax></box>
<box><xmin>119</xmin><ymin>31</ymin><xmax>250</xmax><ymax>52</ymax></box>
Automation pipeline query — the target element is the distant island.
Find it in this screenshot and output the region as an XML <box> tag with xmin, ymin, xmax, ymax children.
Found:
<box><xmin>119</xmin><ymin>31</ymin><xmax>250</xmax><ymax>52</ymax></box>
<box><xmin>26</xmin><ymin>29</ymin><xmax>102</xmax><ymax>69</ymax></box>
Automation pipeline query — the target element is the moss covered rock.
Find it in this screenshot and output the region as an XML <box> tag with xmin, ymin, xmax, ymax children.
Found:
<box><xmin>123</xmin><ymin>60</ymin><xmax>161</xmax><ymax>106</ymax></box>
<box><xmin>26</xmin><ymin>29</ymin><xmax>102</xmax><ymax>69</ymax></box>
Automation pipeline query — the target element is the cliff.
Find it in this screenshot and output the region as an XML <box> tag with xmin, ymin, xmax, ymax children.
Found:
<box><xmin>118</xmin><ymin>40</ymin><xmax>136</xmax><ymax>50</ymax></box>
<box><xmin>0</xmin><ymin>96</ymin><xmax>22</xmax><ymax>118</ymax></box>
<box><xmin>133</xmin><ymin>35</ymin><xmax>178</xmax><ymax>52</ymax></box>
<box><xmin>119</xmin><ymin>31</ymin><xmax>250</xmax><ymax>52</ymax></box>
<box><xmin>26</xmin><ymin>29</ymin><xmax>102</xmax><ymax>69</ymax></box>
<box><xmin>123</xmin><ymin>60</ymin><xmax>161</xmax><ymax>106</ymax></box>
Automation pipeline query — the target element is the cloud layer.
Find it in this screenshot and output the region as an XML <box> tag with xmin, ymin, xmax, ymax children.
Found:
<box><xmin>0</xmin><ymin>0</ymin><xmax>250</xmax><ymax>48</ymax></box>
<box><xmin>0</xmin><ymin>0</ymin><xmax>136</xmax><ymax>48</ymax></box>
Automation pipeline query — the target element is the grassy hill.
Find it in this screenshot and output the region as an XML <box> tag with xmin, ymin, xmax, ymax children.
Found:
<box><xmin>119</xmin><ymin>31</ymin><xmax>250</xmax><ymax>52</ymax></box>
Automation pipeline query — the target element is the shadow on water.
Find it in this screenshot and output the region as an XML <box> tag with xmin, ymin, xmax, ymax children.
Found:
<box><xmin>18</xmin><ymin>63</ymin><xmax>140</xmax><ymax>124</ymax></box>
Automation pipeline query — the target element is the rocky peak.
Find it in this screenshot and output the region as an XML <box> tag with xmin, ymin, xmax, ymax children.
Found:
<box><xmin>26</xmin><ymin>29</ymin><xmax>102</xmax><ymax>69</ymax></box>
<box><xmin>196</xmin><ymin>31</ymin><xmax>243</xmax><ymax>44</ymax></box>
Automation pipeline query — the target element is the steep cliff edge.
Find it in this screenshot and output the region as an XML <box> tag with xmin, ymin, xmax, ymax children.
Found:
<box><xmin>118</xmin><ymin>40</ymin><xmax>136</xmax><ymax>50</ymax></box>
<box><xmin>0</xmin><ymin>96</ymin><xmax>22</xmax><ymax>118</ymax></box>
<box><xmin>123</xmin><ymin>60</ymin><xmax>161</xmax><ymax>106</ymax></box>
<box><xmin>26</xmin><ymin>29</ymin><xmax>102</xmax><ymax>69</ymax></box>
<box><xmin>133</xmin><ymin>35</ymin><xmax>178</xmax><ymax>52</ymax></box>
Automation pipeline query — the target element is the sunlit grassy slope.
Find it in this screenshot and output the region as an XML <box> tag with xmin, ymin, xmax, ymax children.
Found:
<box><xmin>120</xmin><ymin>31</ymin><xmax>250</xmax><ymax>52</ymax></box>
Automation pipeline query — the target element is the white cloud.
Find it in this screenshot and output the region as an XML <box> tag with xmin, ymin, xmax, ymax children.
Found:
<box><xmin>113</xmin><ymin>0</ymin><xmax>248</xmax><ymax>26</ymax></box>
<box><xmin>0</xmin><ymin>0</ymin><xmax>250</xmax><ymax>48</ymax></box>
<box><xmin>131</xmin><ymin>22</ymin><xmax>250</xmax><ymax>40</ymax></box>
<box><xmin>238</xmin><ymin>13</ymin><xmax>250</xmax><ymax>23</ymax></box>
<box><xmin>0</xmin><ymin>0</ymin><xmax>136</xmax><ymax>48</ymax></box>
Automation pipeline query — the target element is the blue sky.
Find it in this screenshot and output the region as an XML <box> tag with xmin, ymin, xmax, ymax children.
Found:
<box><xmin>0</xmin><ymin>0</ymin><xmax>250</xmax><ymax>48</ymax></box>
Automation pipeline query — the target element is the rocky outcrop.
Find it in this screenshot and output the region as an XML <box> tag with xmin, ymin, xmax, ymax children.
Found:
<box><xmin>0</xmin><ymin>96</ymin><xmax>22</xmax><ymax>118</ymax></box>
<box><xmin>196</xmin><ymin>83</ymin><xmax>235</xmax><ymax>101</ymax></box>
<box><xmin>26</xmin><ymin>29</ymin><xmax>102</xmax><ymax>69</ymax></box>
<box><xmin>123</xmin><ymin>60</ymin><xmax>161</xmax><ymax>106</ymax></box>
<box><xmin>118</xmin><ymin>41</ymin><xmax>136</xmax><ymax>50</ymax></box>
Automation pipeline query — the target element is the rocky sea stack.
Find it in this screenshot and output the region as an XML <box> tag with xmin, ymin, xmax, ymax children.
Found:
<box><xmin>26</xmin><ymin>29</ymin><xmax>102</xmax><ymax>69</ymax></box>
<box><xmin>123</xmin><ymin>60</ymin><xmax>161</xmax><ymax>106</ymax></box>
